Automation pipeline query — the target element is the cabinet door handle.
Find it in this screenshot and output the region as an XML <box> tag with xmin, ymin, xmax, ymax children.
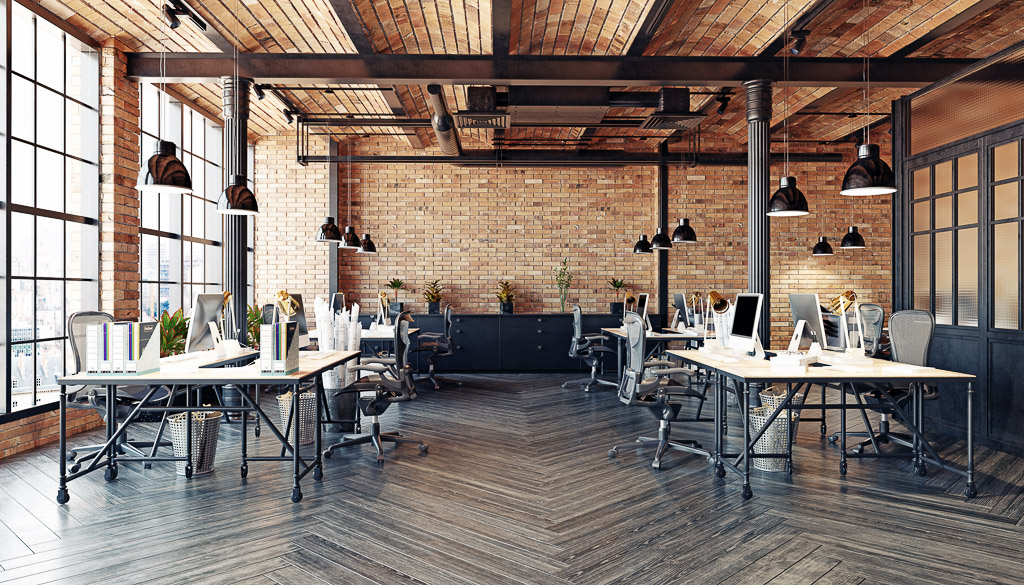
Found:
<box><xmin>537</xmin><ymin>329</ymin><xmax>543</xmax><ymax>334</ymax></box>
<box><xmin>537</xmin><ymin>345</ymin><xmax>543</xmax><ymax>350</ymax></box>
<box><xmin>537</xmin><ymin>318</ymin><xmax>543</xmax><ymax>322</ymax></box>
<box><xmin>456</xmin><ymin>318</ymin><xmax>462</xmax><ymax>322</ymax></box>
<box><xmin>456</xmin><ymin>345</ymin><xmax>463</xmax><ymax>350</ymax></box>
<box><xmin>457</xmin><ymin>329</ymin><xmax>463</xmax><ymax>334</ymax></box>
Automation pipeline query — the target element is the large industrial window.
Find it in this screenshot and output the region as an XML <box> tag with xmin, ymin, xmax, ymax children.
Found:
<box><xmin>992</xmin><ymin>139</ymin><xmax>1022</xmax><ymax>330</ymax></box>
<box><xmin>6</xmin><ymin>1</ymin><xmax>100</xmax><ymax>412</ymax></box>
<box><xmin>138</xmin><ymin>84</ymin><xmax>225</xmax><ymax>321</ymax></box>
<box><xmin>910</xmin><ymin>152</ymin><xmax>980</xmax><ymax>327</ymax></box>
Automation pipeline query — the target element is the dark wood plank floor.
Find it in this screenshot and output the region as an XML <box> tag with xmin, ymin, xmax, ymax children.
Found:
<box><xmin>1</xmin><ymin>374</ymin><xmax>1023</xmax><ymax>584</ymax></box>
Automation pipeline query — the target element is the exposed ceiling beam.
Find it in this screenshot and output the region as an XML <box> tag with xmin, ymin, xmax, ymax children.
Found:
<box><xmin>492</xmin><ymin>0</ymin><xmax>511</xmax><ymax>57</ymax></box>
<box><xmin>768</xmin><ymin>87</ymin><xmax>847</xmax><ymax>134</ymax></box>
<box><xmin>297</xmin><ymin>150</ymin><xmax>843</xmax><ymax>167</ymax></box>
<box><xmin>626</xmin><ymin>0</ymin><xmax>676</xmax><ymax>56</ymax></box>
<box><xmin>126</xmin><ymin>53</ymin><xmax>976</xmax><ymax>87</ymax></box>
<box><xmin>890</xmin><ymin>0</ymin><xmax>1005</xmax><ymax>58</ymax></box>
<box><xmin>759</xmin><ymin>0</ymin><xmax>842</xmax><ymax>57</ymax></box>
<box><xmin>177</xmin><ymin>0</ymin><xmax>234</xmax><ymax>53</ymax></box>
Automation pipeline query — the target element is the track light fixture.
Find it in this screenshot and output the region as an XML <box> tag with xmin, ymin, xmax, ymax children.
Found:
<box><xmin>162</xmin><ymin>4</ymin><xmax>180</xmax><ymax>29</ymax></box>
<box><xmin>253</xmin><ymin>85</ymin><xmax>266</xmax><ymax>100</ymax></box>
<box><xmin>283</xmin><ymin>109</ymin><xmax>294</xmax><ymax>125</ymax></box>
<box><xmin>790</xmin><ymin>30</ymin><xmax>809</xmax><ymax>55</ymax></box>
<box><xmin>161</xmin><ymin>0</ymin><xmax>207</xmax><ymax>32</ymax></box>
<box><xmin>716</xmin><ymin>96</ymin><xmax>730</xmax><ymax>116</ymax></box>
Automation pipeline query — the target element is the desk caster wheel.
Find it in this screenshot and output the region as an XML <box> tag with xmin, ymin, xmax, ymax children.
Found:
<box><xmin>652</xmin><ymin>460</ymin><xmax>662</xmax><ymax>470</ymax></box>
<box><xmin>820</xmin><ymin>424</ymin><xmax>827</xmax><ymax>436</ymax></box>
<box><xmin>70</xmin><ymin>463</ymin><xmax>81</xmax><ymax>474</ymax></box>
<box><xmin>66</xmin><ymin>451</ymin><xmax>77</xmax><ymax>462</ymax></box>
<box><xmin>323</xmin><ymin>450</ymin><xmax>332</xmax><ymax>459</ymax></box>
<box><xmin>56</xmin><ymin>488</ymin><xmax>70</xmax><ymax>504</ymax></box>
<box><xmin>313</xmin><ymin>466</ymin><xmax>323</xmax><ymax>481</ymax></box>
<box><xmin>608</xmin><ymin>448</ymin><xmax>618</xmax><ymax>458</ymax></box>
<box><xmin>741</xmin><ymin>486</ymin><xmax>753</xmax><ymax>500</ymax></box>
<box><xmin>419</xmin><ymin>444</ymin><xmax>428</xmax><ymax>453</ymax></box>
<box><xmin>915</xmin><ymin>464</ymin><xmax>928</xmax><ymax>477</ymax></box>
<box><xmin>964</xmin><ymin>484</ymin><xmax>977</xmax><ymax>499</ymax></box>
<box><xmin>561</xmin><ymin>382</ymin><xmax>569</xmax><ymax>389</ymax></box>
<box><xmin>240</xmin><ymin>464</ymin><xmax>248</xmax><ymax>478</ymax></box>
<box><xmin>786</xmin><ymin>461</ymin><xmax>794</xmax><ymax>475</ymax></box>
<box><xmin>839</xmin><ymin>462</ymin><xmax>847</xmax><ymax>476</ymax></box>
<box><xmin>715</xmin><ymin>464</ymin><xmax>726</xmax><ymax>478</ymax></box>
<box><xmin>376</xmin><ymin>457</ymin><xmax>384</xmax><ymax>468</ymax></box>
<box><xmin>254</xmin><ymin>426</ymin><xmax>261</xmax><ymax>438</ymax></box>
<box><xmin>104</xmin><ymin>466</ymin><xmax>118</xmax><ymax>482</ymax></box>
<box><xmin>185</xmin><ymin>466</ymin><xmax>193</xmax><ymax>479</ymax></box>
<box><xmin>826</xmin><ymin>434</ymin><xmax>838</xmax><ymax>445</ymax></box>
<box><xmin>291</xmin><ymin>488</ymin><xmax>303</xmax><ymax>503</ymax></box>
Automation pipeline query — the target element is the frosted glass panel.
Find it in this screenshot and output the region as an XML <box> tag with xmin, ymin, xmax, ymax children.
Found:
<box><xmin>913</xmin><ymin>201</ymin><xmax>930</xmax><ymax>232</ymax></box>
<box><xmin>993</xmin><ymin>222</ymin><xmax>1019</xmax><ymax>329</ymax></box>
<box><xmin>994</xmin><ymin>182</ymin><xmax>1018</xmax><ymax>220</ymax></box>
<box><xmin>913</xmin><ymin>167</ymin><xmax>930</xmax><ymax>200</ymax></box>
<box><xmin>935</xmin><ymin>160</ymin><xmax>953</xmax><ymax>194</ymax></box>
<box><xmin>935</xmin><ymin>232</ymin><xmax>953</xmax><ymax>325</ymax></box>
<box><xmin>914</xmin><ymin>234</ymin><xmax>930</xmax><ymax>311</ymax></box>
<box><xmin>957</xmin><ymin>154</ymin><xmax>978</xmax><ymax>189</ymax></box>
<box><xmin>935</xmin><ymin>196</ymin><xmax>953</xmax><ymax>229</ymax></box>
<box><xmin>958</xmin><ymin>228</ymin><xmax>978</xmax><ymax>327</ymax></box>
<box><xmin>958</xmin><ymin>190</ymin><xmax>978</xmax><ymax>225</ymax></box>
<box><xmin>994</xmin><ymin>141</ymin><xmax>1019</xmax><ymax>182</ymax></box>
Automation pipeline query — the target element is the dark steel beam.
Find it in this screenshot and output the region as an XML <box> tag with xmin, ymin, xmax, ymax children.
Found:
<box><xmin>126</xmin><ymin>53</ymin><xmax>976</xmax><ymax>87</ymax></box>
<box><xmin>297</xmin><ymin>150</ymin><xmax>842</xmax><ymax>166</ymax></box>
<box><xmin>626</xmin><ymin>0</ymin><xmax>676</xmax><ymax>57</ymax></box>
<box><xmin>891</xmin><ymin>0</ymin><xmax>1004</xmax><ymax>59</ymax></box>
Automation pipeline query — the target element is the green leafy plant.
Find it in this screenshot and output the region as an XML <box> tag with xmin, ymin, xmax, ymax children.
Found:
<box><xmin>608</xmin><ymin>278</ymin><xmax>627</xmax><ymax>294</ymax></box>
<box><xmin>496</xmin><ymin>279</ymin><xmax>516</xmax><ymax>303</ymax></box>
<box><xmin>422</xmin><ymin>279</ymin><xmax>444</xmax><ymax>303</ymax></box>
<box><xmin>246</xmin><ymin>304</ymin><xmax>263</xmax><ymax>349</ymax></box>
<box><xmin>159</xmin><ymin>309</ymin><xmax>190</xmax><ymax>357</ymax></box>
<box><xmin>385</xmin><ymin>278</ymin><xmax>407</xmax><ymax>304</ymax></box>
<box><xmin>554</xmin><ymin>258</ymin><xmax>572</xmax><ymax>312</ymax></box>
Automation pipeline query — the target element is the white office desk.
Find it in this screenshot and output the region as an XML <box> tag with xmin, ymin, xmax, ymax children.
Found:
<box><xmin>666</xmin><ymin>349</ymin><xmax>977</xmax><ymax>501</ymax></box>
<box><xmin>56</xmin><ymin>350</ymin><xmax>360</xmax><ymax>504</ymax></box>
<box><xmin>601</xmin><ymin>327</ymin><xmax>705</xmax><ymax>382</ymax></box>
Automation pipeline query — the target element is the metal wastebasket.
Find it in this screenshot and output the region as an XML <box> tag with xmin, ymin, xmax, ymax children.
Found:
<box><xmin>168</xmin><ymin>411</ymin><xmax>222</xmax><ymax>476</ymax></box>
<box><xmin>277</xmin><ymin>391</ymin><xmax>317</xmax><ymax>445</ymax></box>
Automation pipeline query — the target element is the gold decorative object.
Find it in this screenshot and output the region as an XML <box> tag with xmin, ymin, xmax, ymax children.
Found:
<box><xmin>274</xmin><ymin>290</ymin><xmax>299</xmax><ymax>318</ymax></box>
<box><xmin>379</xmin><ymin>290</ymin><xmax>389</xmax><ymax>306</ymax></box>
<box><xmin>709</xmin><ymin>291</ymin><xmax>730</xmax><ymax>314</ymax></box>
<box><xmin>688</xmin><ymin>292</ymin><xmax>701</xmax><ymax>310</ymax></box>
<box><xmin>829</xmin><ymin>290</ymin><xmax>857</xmax><ymax>315</ymax></box>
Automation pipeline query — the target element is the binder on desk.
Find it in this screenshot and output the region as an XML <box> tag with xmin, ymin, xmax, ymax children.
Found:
<box><xmin>88</xmin><ymin>322</ymin><xmax>160</xmax><ymax>375</ymax></box>
<box><xmin>86</xmin><ymin>324</ymin><xmax>101</xmax><ymax>373</ymax></box>
<box><xmin>260</xmin><ymin>321</ymin><xmax>299</xmax><ymax>374</ymax></box>
<box><xmin>125</xmin><ymin>322</ymin><xmax>160</xmax><ymax>374</ymax></box>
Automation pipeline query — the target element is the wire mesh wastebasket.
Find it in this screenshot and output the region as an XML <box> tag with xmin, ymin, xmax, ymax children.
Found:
<box><xmin>168</xmin><ymin>411</ymin><xmax>222</xmax><ymax>476</ymax></box>
<box><xmin>749</xmin><ymin>386</ymin><xmax>804</xmax><ymax>472</ymax></box>
<box><xmin>277</xmin><ymin>391</ymin><xmax>317</xmax><ymax>445</ymax></box>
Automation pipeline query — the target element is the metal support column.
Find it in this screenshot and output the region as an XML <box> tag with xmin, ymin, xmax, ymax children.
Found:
<box><xmin>221</xmin><ymin>76</ymin><xmax>252</xmax><ymax>343</ymax></box>
<box><xmin>657</xmin><ymin>142</ymin><xmax>669</xmax><ymax>325</ymax></box>
<box><xmin>744</xmin><ymin>79</ymin><xmax>772</xmax><ymax>348</ymax></box>
<box><xmin>329</xmin><ymin>140</ymin><xmax>339</xmax><ymax>296</ymax></box>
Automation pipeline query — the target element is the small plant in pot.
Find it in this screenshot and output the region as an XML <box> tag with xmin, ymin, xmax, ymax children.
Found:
<box><xmin>422</xmin><ymin>279</ymin><xmax>444</xmax><ymax>314</ymax></box>
<box><xmin>608</xmin><ymin>278</ymin><xmax>627</xmax><ymax>315</ymax></box>
<box><xmin>385</xmin><ymin>278</ymin><xmax>409</xmax><ymax>319</ymax></box>
<box><xmin>496</xmin><ymin>279</ymin><xmax>516</xmax><ymax>314</ymax></box>
<box><xmin>554</xmin><ymin>258</ymin><xmax>572</xmax><ymax>313</ymax></box>
<box><xmin>159</xmin><ymin>309</ymin><xmax>190</xmax><ymax>357</ymax></box>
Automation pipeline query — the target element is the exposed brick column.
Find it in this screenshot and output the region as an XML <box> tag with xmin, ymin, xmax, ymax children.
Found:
<box><xmin>99</xmin><ymin>40</ymin><xmax>141</xmax><ymax>320</ymax></box>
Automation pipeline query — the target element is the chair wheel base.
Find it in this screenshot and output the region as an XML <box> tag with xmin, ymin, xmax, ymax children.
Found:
<box><xmin>608</xmin><ymin>448</ymin><xmax>617</xmax><ymax>458</ymax></box>
<box><xmin>826</xmin><ymin>434</ymin><xmax>838</xmax><ymax>445</ymax></box>
<box><xmin>70</xmin><ymin>464</ymin><xmax>81</xmax><ymax>474</ymax></box>
<box><xmin>323</xmin><ymin>450</ymin><xmax>332</xmax><ymax>459</ymax></box>
<box><xmin>419</xmin><ymin>444</ymin><xmax>429</xmax><ymax>453</ymax></box>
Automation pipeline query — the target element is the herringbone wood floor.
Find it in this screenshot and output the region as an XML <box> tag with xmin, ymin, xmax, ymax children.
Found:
<box><xmin>1</xmin><ymin>374</ymin><xmax>1023</xmax><ymax>584</ymax></box>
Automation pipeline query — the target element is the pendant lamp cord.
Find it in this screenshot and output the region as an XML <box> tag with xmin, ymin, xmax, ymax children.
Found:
<box><xmin>783</xmin><ymin>0</ymin><xmax>790</xmax><ymax>178</ymax></box>
<box><xmin>863</xmin><ymin>0</ymin><xmax>869</xmax><ymax>145</ymax></box>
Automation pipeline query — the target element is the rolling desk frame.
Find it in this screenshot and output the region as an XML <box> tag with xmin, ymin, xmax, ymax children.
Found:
<box><xmin>56</xmin><ymin>350</ymin><xmax>360</xmax><ymax>504</ymax></box>
<box><xmin>667</xmin><ymin>350</ymin><xmax>977</xmax><ymax>501</ymax></box>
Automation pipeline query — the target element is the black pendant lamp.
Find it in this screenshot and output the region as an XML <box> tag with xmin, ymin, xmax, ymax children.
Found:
<box><xmin>316</xmin><ymin>217</ymin><xmax>342</xmax><ymax>242</ymax></box>
<box><xmin>767</xmin><ymin>176</ymin><xmax>809</xmax><ymax>217</ymax></box>
<box><xmin>137</xmin><ymin>140</ymin><xmax>192</xmax><ymax>194</ymax></box>
<box><xmin>840</xmin><ymin>226</ymin><xmax>866</xmax><ymax>249</ymax></box>
<box><xmin>841</xmin><ymin>144</ymin><xmax>896</xmax><ymax>196</ymax></box>
<box><xmin>632</xmin><ymin>234</ymin><xmax>653</xmax><ymax>254</ymax></box>
<box><xmin>671</xmin><ymin>218</ymin><xmax>697</xmax><ymax>243</ymax></box>
<box><xmin>650</xmin><ymin>228</ymin><xmax>672</xmax><ymax>250</ymax></box>
<box><xmin>812</xmin><ymin>236</ymin><xmax>834</xmax><ymax>256</ymax></box>
<box><xmin>357</xmin><ymin>233</ymin><xmax>377</xmax><ymax>254</ymax></box>
<box><xmin>340</xmin><ymin>225</ymin><xmax>361</xmax><ymax>248</ymax></box>
<box><xmin>217</xmin><ymin>175</ymin><xmax>259</xmax><ymax>215</ymax></box>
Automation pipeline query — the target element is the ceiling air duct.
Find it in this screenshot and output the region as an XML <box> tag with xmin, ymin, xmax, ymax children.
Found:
<box><xmin>427</xmin><ymin>84</ymin><xmax>462</xmax><ymax>156</ymax></box>
<box><xmin>454</xmin><ymin>86</ymin><xmax>510</xmax><ymax>129</ymax></box>
<box><xmin>640</xmin><ymin>88</ymin><xmax>706</xmax><ymax>130</ymax></box>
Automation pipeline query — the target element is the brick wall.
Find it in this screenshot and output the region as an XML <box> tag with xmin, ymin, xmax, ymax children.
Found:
<box><xmin>0</xmin><ymin>409</ymin><xmax>101</xmax><ymax>460</ymax></box>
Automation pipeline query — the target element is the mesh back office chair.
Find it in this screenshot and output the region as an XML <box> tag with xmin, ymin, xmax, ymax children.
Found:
<box><xmin>411</xmin><ymin>304</ymin><xmax>461</xmax><ymax>389</ymax></box>
<box><xmin>65</xmin><ymin>312</ymin><xmax>172</xmax><ymax>472</ymax></box>
<box><xmin>322</xmin><ymin>311</ymin><xmax>428</xmax><ymax>465</ymax></box>
<box><xmin>607</xmin><ymin>312</ymin><xmax>709</xmax><ymax>469</ymax></box>
<box><xmin>562</xmin><ymin>305</ymin><xmax>617</xmax><ymax>392</ymax></box>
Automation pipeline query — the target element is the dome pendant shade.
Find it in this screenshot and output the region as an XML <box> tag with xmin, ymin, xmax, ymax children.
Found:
<box><xmin>316</xmin><ymin>217</ymin><xmax>343</xmax><ymax>242</ymax></box>
<box><xmin>217</xmin><ymin>174</ymin><xmax>259</xmax><ymax>215</ymax></box>
<box><xmin>632</xmin><ymin>234</ymin><xmax>653</xmax><ymax>254</ymax></box>
<box><xmin>812</xmin><ymin>236</ymin><xmax>834</xmax><ymax>256</ymax></box>
<box><xmin>671</xmin><ymin>218</ymin><xmax>697</xmax><ymax>243</ymax></box>
<box><xmin>340</xmin><ymin>226</ymin><xmax>361</xmax><ymax>248</ymax></box>
<box><xmin>358</xmin><ymin>233</ymin><xmax>377</xmax><ymax>254</ymax></box>
<box><xmin>767</xmin><ymin>176</ymin><xmax>809</xmax><ymax>217</ymax></box>
<box><xmin>840</xmin><ymin>226</ymin><xmax>866</xmax><ymax>249</ymax></box>
<box><xmin>841</xmin><ymin>144</ymin><xmax>896</xmax><ymax>196</ymax></box>
<box><xmin>650</xmin><ymin>228</ymin><xmax>672</xmax><ymax>250</ymax></box>
<box><xmin>137</xmin><ymin>140</ymin><xmax>192</xmax><ymax>194</ymax></box>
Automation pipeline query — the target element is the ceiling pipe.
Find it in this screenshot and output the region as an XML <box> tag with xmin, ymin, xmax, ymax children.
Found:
<box><xmin>426</xmin><ymin>84</ymin><xmax>462</xmax><ymax>156</ymax></box>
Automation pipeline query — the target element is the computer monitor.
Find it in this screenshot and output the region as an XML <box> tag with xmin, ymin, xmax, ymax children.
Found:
<box><xmin>274</xmin><ymin>293</ymin><xmax>311</xmax><ymax>348</ymax></box>
<box><xmin>634</xmin><ymin>293</ymin><xmax>650</xmax><ymax>329</ymax></box>
<box><xmin>728</xmin><ymin>293</ymin><xmax>762</xmax><ymax>354</ymax></box>
<box><xmin>673</xmin><ymin>293</ymin><xmax>691</xmax><ymax>328</ymax></box>
<box><xmin>789</xmin><ymin>293</ymin><xmax>830</xmax><ymax>350</ymax></box>
<box><xmin>185</xmin><ymin>293</ymin><xmax>225</xmax><ymax>353</ymax></box>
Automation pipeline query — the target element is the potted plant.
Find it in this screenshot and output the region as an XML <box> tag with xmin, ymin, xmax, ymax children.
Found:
<box><xmin>246</xmin><ymin>304</ymin><xmax>263</xmax><ymax>349</ymax></box>
<box><xmin>496</xmin><ymin>279</ymin><xmax>516</xmax><ymax>314</ymax></box>
<box><xmin>422</xmin><ymin>279</ymin><xmax>444</xmax><ymax>314</ymax></box>
<box><xmin>159</xmin><ymin>309</ymin><xmax>190</xmax><ymax>357</ymax></box>
<box><xmin>385</xmin><ymin>278</ymin><xmax>409</xmax><ymax>318</ymax></box>
<box><xmin>554</xmin><ymin>258</ymin><xmax>572</xmax><ymax>313</ymax></box>
<box><xmin>608</xmin><ymin>278</ymin><xmax>627</xmax><ymax>315</ymax></box>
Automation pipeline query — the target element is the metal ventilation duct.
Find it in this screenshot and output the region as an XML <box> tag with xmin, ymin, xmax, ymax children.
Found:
<box><xmin>454</xmin><ymin>86</ymin><xmax>510</xmax><ymax>129</ymax></box>
<box><xmin>640</xmin><ymin>88</ymin><xmax>706</xmax><ymax>130</ymax></box>
<box><xmin>427</xmin><ymin>84</ymin><xmax>462</xmax><ymax>156</ymax></box>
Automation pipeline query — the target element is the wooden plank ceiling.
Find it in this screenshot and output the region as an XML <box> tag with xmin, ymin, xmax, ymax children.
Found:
<box><xmin>37</xmin><ymin>0</ymin><xmax>1024</xmax><ymax>150</ymax></box>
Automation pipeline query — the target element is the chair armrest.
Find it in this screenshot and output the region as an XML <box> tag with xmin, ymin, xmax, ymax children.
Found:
<box><xmin>362</xmin><ymin>357</ymin><xmax>396</xmax><ymax>365</ymax></box>
<box><xmin>348</xmin><ymin>363</ymin><xmax>388</xmax><ymax>375</ymax></box>
<box><xmin>645</xmin><ymin>360</ymin><xmax>676</xmax><ymax>368</ymax></box>
<box><xmin>650</xmin><ymin>367</ymin><xmax>692</xmax><ymax>377</ymax></box>
<box><xmin>583</xmin><ymin>334</ymin><xmax>610</xmax><ymax>342</ymax></box>
<box><xmin>590</xmin><ymin>345</ymin><xmax>615</xmax><ymax>353</ymax></box>
<box><xmin>418</xmin><ymin>332</ymin><xmax>444</xmax><ymax>340</ymax></box>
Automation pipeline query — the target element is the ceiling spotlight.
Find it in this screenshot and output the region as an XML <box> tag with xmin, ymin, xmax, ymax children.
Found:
<box><xmin>162</xmin><ymin>4</ymin><xmax>181</xmax><ymax>29</ymax></box>
<box><xmin>283</xmin><ymin>109</ymin><xmax>294</xmax><ymax>125</ymax></box>
<box><xmin>716</xmin><ymin>96</ymin><xmax>730</xmax><ymax>116</ymax></box>
<box><xmin>790</xmin><ymin>30</ymin><xmax>809</xmax><ymax>55</ymax></box>
<box><xmin>253</xmin><ymin>85</ymin><xmax>266</xmax><ymax>100</ymax></box>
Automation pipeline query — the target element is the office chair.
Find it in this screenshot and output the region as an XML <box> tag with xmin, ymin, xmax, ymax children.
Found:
<box><xmin>562</xmin><ymin>304</ymin><xmax>617</xmax><ymax>392</ymax></box>
<box><xmin>608</xmin><ymin>312</ymin><xmax>709</xmax><ymax>469</ymax></box>
<box><xmin>65</xmin><ymin>311</ymin><xmax>173</xmax><ymax>474</ymax></box>
<box><xmin>411</xmin><ymin>304</ymin><xmax>461</xmax><ymax>389</ymax></box>
<box><xmin>322</xmin><ymin>311</ymin><xmax>428</xmax><ymax>465</ymax></box>
<box><xmin>827</xmin><ymin>303</ymin><xmax>888</xmax><ymax>447</ymax></box>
